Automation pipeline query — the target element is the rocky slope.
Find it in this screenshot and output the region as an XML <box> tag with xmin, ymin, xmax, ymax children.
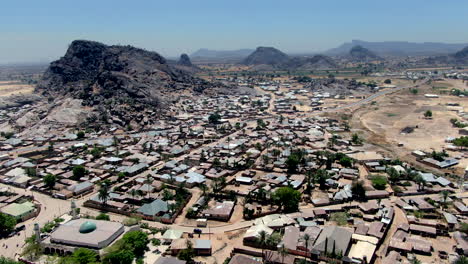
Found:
<box><xmin>35</xmin><ymin>40</ymin><xmax>230</xmax><ymax>126</ymax></box>
<box><xmin>36</xmin><ymin>40</ymin><xmax>218</xmax><ymax>109</ymax></box>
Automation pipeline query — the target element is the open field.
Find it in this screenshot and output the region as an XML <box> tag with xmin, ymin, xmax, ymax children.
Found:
<box><xmin>0</xmin><ymin>80</ymin><xmax>34</xmax><ymax>96</ymax></box>
<box><xmin>352</xmin><ymin>79</ymin><xmax>467</xmax><ymax>173</ymax></box>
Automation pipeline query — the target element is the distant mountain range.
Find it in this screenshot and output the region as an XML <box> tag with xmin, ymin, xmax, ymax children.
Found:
<box><xmin>191</xmin><ymin>48</ymin><xmax>254</xmax><ymax>59</ymax></box>
<box><xmin>423</xmin><ymin>45</ymin><xmax>468</xmax><ymax>65</ymax></box>
<box><xmin>327</xmin><ymin>40</ymin><xmax>468</xmax><ymax>56</ymax></box>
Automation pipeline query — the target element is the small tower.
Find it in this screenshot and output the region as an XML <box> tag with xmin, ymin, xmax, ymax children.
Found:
<box><xmin>71</xmin><ymin>200</ymin><xmax>77</xmax><ymax>219</ymax></box>
<box><xmin>33</xmin><ymin>223</ymin><xmax>40</xmax><ymax>242</ymax></box>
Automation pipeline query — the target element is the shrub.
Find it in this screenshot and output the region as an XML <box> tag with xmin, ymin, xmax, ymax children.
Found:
<box><xmin>96</xmin><ymin>213</ymin><xmax>110</xmax><ymax>221</ymax></box>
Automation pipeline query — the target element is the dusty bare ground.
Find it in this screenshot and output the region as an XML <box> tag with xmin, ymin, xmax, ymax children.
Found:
<box><xmin>348</xmin><ymin>79</ymin><xmax>467</xmax><ymax>174</ymax></box>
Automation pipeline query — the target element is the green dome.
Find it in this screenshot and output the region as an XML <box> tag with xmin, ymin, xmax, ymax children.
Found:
<box><xmin>79</xmin><ymin>221</ymin><xmax>97</xmax><ymax>233</ymax></box>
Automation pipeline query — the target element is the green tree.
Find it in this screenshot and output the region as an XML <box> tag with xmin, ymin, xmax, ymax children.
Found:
<box><xmin>177</xmin><ymin>240</ymin><xmax>195</xmax><ymax>262</ymax></box>
<box><xmin>414</xmin><ymin>174</ymin><xmax>426</xmax><ymax>191</ymax></box>
<box><xmin>351</xmin><ymin>180</ymin><xmax>366</xmax><ymax>201</ymax></box>
<box><xmin>424</xmin><ymin>110</ymin><xmax>432</xmax><ymax>118</ymax></box>
<box><xmin>313</xmin><ymin>169</ymin><xmax>330</xmax><ymax>189</ymax></box>
<box><xmin>384</xmin><ymin>79</ymin><xmax>391</xmax><ymax>84</ymax></box>
<box><xmin>256</xmin><ymin>230</ymin><xmax>268</xmax><ymax>263</ymax></box>
<box><xmin>453</xmin><ymin>136</ymin><xmax>468</xmax><ymax>148</ymax></box>
<box><xmin>351</xmin><ymin>133</ymin><xmax>363</xmax><ymax>145</ymax></box>
<box><xmin>208</xmin><ymin>113</ymin><xmax>221</xmax><ymax>124</ymax></box>
<box><xmin>76</xmin><ymin>131</ymin><xmax>85</xmax><ymax>139</ymax></box>
<box><xmin>122</xmin><ymin>230</ymin><xmax>149</xmax><ymax>257</ymax></box>
<box><xmin>300</xmin><ymin>233</ymin><xmax>311</xmax><ymax>260</ymax></box>
<box><xmin>102</xmin><ymin>250</ymin><xmax>135</xmax><ymax>264</ymax></box>
<box><xmin>271</xmin><ymin>187</ymin><xmax>301</xmax><ymax>213</ymax></box>
<box><xmin>72</xmin><ymin>165</ymin><xmax>86</xmax><ymax>180</ymax></box>
<box><xmin>386</xmin><ymin>167</ymin><xmax>400</xmax><ymax>184</ymax></box>
<box><xmin>0</xmin><ymin>213</ymin><xmax>16</xmax><ymax>235</ymax></box>
<box><xmin>460</xmin><ymin>223</ymin><xmax>468</xmax><ymax>235</ymax></box>
<box><xmin>278</xmin><ymin>244</ymin><xmax>289</xmax><ymax>264</ymax></box>
<box><xmin>70</xmin><ymin>248</ymin><xmax>98</xmax><ymax>264</ymax></box>
<box><xmin>440</xmin><ymin>190</ymin><xmax>450</xmax><ymax>207</ymax></box>
<box><xmin>98</xmin><ymin>182</ymin><xmax>110</xmax><ymax>206</ymax></box>
<box><xmin>90</xmin><ymin>147</ymin><xmax>103</xmax><ymax>159</ymax></box>
<box><xmin>43</xmin><ymin>174</ymin><xmax>57</xmax><ymax>189</ymax></box>
<box><xmin>454</xmin><ymin>256</ymin><xmax>468</xmax><ymax>264</ymax></box>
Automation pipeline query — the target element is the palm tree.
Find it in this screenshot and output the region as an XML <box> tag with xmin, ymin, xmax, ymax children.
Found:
<box><xmin>98</xmin><ymin>182</ymin><xmax>110</xmax><ymax>206</ymax></box>
<box><xmin>257</xmin><ymin>230</ymin><xmax>268</xmax><ymax>263</ymax></box>
<box><xmin>145</xmin><ymin>175</ymin><xmax>153</xmax><ymax>199</ymax></box>
<box><xmin>414</xmin><ymin>175</ymin><xmax>426</xmax><ymax>191</ymax></box>
<box><xmin>300</xmin><ymin>233</ymin><xmax>311</xmax><ymax>261</ymax></box>
<box><xmin>410</xmin><ymin>258</ymin><xmax>421</xmax><ymax>264</ymax></box>
<box><xmin>386</xmin><ymin>167</ymin><xmax>400</xmax><ymax>184</ymax></box>
<box><xmin>278</xmin><ymin>244</ymin><xmax>289</xmax><ymax>264</ymax></box>
<box><xmin>440</xmin><ymin>190</ymin><xmax>450</xmax><ymax>207</ymax></box>
<box><xmin>200</xmin><ymin>184</ymin><xmax>208</xmax><ymax>197</ymax></box>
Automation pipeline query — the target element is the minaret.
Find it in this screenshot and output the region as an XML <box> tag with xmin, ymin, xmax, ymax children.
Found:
<box><xmin>71</xmin><ymin>200</ymin><xmax>77</xmax><ymax>219</ymax></box>
<box><xmin>34</xmin><ymin>223</ymin><xmax>40</xmax><ymax>242</ymax></box>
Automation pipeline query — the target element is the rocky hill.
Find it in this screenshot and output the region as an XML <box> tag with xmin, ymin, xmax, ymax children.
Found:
<box><xmin>177</xmin><ymin>53</ymin><xmax>193</xmax><ymax>67</ymax></box>
<box><xmin>242</xmin><ymin>47</ymin><xmax>290</xmax><ymax>66</ymax></box>
<box><xmin>242</xmin><ymin>47</ymin><xmax>337</xmax><ymax>70</ymax></box>
<box><xmin>349</xmin><ymin>45</ymin><xmax>380</xmax><ymax>61</ymax></box>
<box><xmin>34</xmin><ymin>40</ymin><xmax>233</xmax><ymax>127</ymax></box>
<box><xmin>453</xmin><ymin>46</ymin><xmax>468</xmax><ymax>62</ymax></box>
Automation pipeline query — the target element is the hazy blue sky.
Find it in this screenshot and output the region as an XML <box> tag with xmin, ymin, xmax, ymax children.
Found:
<box><xmin>1</xmin><ymin>0</ymin><xmax>468</xmax><ymax>64</ymax></box>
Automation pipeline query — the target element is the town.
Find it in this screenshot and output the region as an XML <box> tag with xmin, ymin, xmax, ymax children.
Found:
<box><xmin>0</xmin><ymin>64</ymin><xmax>467</xmax><ymax>264</ymax></box>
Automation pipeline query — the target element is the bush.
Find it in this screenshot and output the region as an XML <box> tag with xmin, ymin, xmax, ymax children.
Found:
<box><xmin>96</xmin><ymin>213</ymin><xmax>110</xmax><ymax>221</ymax></box>
<box><xmin>123</xmin><ymin>217</ymin><xmax>141</xmax><ymax>226</ymax></box>
<box><xmin>76</xmin><ymin>131</ymin><xmax>85</xmax><ymax>139</ymax></box>
<box><xmin>151</xmin><ymin>238</ymin><xmax>161</xmax><ymax>246</ymax></box>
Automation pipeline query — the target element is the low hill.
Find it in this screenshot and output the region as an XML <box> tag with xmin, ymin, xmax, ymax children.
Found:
<box><xmin>349</xmin><ymin>45</ymin><xmax>380</xmax><ymax>61</ymax></box>
<box><xmin>242</xmin><ymin>47</ymin><xmax>290</xmax><ymax>66</ymax></box>
<box><xmin>177</xmin><ymin>53</ymin><xmax>193</xmax><ymax>67</ymax></box>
